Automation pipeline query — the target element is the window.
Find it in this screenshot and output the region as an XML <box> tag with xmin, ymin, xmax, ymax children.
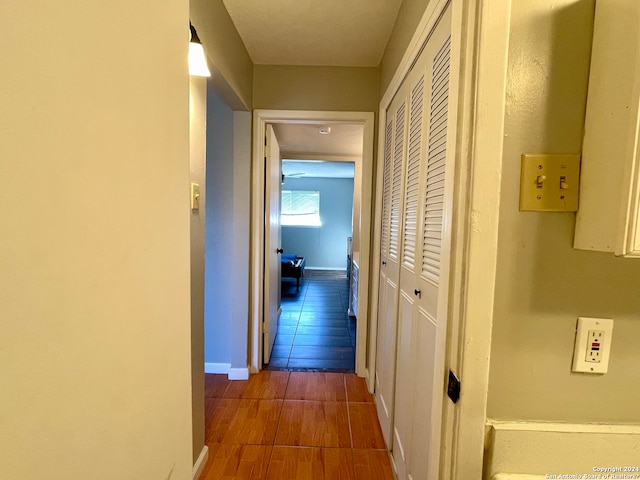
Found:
<box><xmin>281</xmin><ymin>190</ymin><xmax>321</xmax><ymax>226</ymax></box>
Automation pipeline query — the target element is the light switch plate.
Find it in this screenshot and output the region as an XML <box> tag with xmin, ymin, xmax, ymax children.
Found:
<box><xmin>572</xmin><ymin>317</ymin><xmax>613</xmax><ymax>374</ymax></box>
<box><xmin>519</xmin><ymin>154</ymin><xmax>581</xmax><ymax>211</ymax></box>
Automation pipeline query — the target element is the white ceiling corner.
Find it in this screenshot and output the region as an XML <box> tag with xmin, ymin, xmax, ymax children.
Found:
<box><xmin>272</xmin><ymin>123</ymin><xmax>364</xmax><ymax>158</ymax></box>
<box><xmin>221</xmin><ymin>0</ymin><xmax>403</xmax><ymax>67</ymax></box>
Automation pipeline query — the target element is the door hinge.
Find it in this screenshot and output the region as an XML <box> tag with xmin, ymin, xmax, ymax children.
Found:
<box><xmin>447</xmin><ymin>369</ymin><xmax>460</xmax><ymax>404</ymax></box>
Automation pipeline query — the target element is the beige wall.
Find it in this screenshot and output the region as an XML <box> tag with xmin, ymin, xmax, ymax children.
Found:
<box><xmin>488</xmin><ymin>0</ymin><xmax>640</xmax><ymax>423</ymax></box>
<box><xmin>379</xmin><ymin>0</ymin><xmax>432</xmax><ymax>97</ymax></box>
<box><xmin>253</xmin><ymin>65</ymin><xmax>379</xmax><ymax>112</ymax></box>
<box><xmin>0</xmin><ymin>1</ymin><xmax>193</xmax><ymax>479</ymax></box>
<box><xmin>189</xmin><ymin>77</ymin><xmax>207</xmax><ymax>465</ymax></box>
<box><xmin>191</xmin><ymin>0</ymin><xmax>253</xmax><ymax>110</ymax></box>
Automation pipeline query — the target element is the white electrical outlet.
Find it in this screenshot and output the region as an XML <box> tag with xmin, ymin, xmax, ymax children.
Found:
<box><xmin>572</xmin><ymin>317</ymin><xmax>613</xmax><ymax>374</ymax></box>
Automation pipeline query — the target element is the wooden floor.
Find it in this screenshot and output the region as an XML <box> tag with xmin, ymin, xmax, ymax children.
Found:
<box><xmin>200</xmin><ymin>371</ymin><xmax>395</xmax><ymax>480</ymax></box>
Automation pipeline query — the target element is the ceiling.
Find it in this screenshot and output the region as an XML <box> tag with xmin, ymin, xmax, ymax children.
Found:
<box><xmin>272</xmin><ymin>123</ymin><xmax>363</xmax><ymax>158</ymax></box>
<box><xmin>221</xmin><ymin>0</ymin><xmax>403</xmax><ymax>67</ymax></box>
<box><xmin>221</xmin><ymin>1</ymin><xmax>378</xmax><ymax>178</ymax></box>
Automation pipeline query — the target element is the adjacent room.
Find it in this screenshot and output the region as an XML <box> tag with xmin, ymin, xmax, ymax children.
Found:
<box><xmin>270</xmin><ymin>159</ymin><xmax>357</xmax><ymax>371</ymax></box>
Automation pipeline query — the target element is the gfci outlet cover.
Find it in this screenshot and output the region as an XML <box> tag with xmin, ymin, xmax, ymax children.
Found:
<box><xmin>519</xmin><ymin>154</ymin><xmax>581</xmax><ymax>212</ymax></box>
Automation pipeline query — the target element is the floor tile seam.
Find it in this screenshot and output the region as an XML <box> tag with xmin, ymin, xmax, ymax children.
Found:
<box><xmin>344</xmin><ymin>375</ymin><xmax>350</xmax><ymax>404</ymax></box>
<box><xmin>264</xmin><ymin>441</ymin><xmax>276</xmax><ymax>480</ymax></box>
<box><xmin>268</xmin><ymin>373</ymin><xmax>290</xmax><ymax>466</ymax></box>
<box><xmin>345</xmin><ymin>379</ymin><xmax>356</xmax><ymax>450</ymax></box>
<box><xmin>280</xmin><ymin>398</ymin><xmax>348</xmax><ymax>404</ymax></box>
<box><xmin>272</xmin><ymin>439</ymin><xmax>351</xmax><ymax>449</ymax></box>
<box><xmin>349</xmin><ymin>446</ymin><xmax>358</xmax><ymax>479</ymax></box>
<box><xmin>271</xmin><ymin>445</ymin><xmax>351</xmax><ymax>450</ymax></box>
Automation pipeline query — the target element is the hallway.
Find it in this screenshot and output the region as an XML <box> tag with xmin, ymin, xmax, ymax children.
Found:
<box><xmin>268</xmin><ymin>270</ymin><xmax>356</xmax><ymax>371</ymax></box>
<box><xmin>200</xmin><ymin>371</ymin><xmax>394</xmax><ymax>480</ymax></box>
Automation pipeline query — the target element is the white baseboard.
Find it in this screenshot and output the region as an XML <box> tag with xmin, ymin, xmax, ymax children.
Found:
<box><xmin>204</xmin><ymin>362</ymin><xmax>230</xmax><ymax>374</ymax></box>
<box><xmin>486</xmin><ymin>420</ymin><xmax>640</xmax><ymax>478</ymax></box>
<box><xmin>192</xmin><ymin>445</ymin><xmax>209</xmax><ymax>480</ymax></box>
<box><xmin>228</xmin><ymin>367</ymin><xmax>250</xmax><ymax>380</ymax></box>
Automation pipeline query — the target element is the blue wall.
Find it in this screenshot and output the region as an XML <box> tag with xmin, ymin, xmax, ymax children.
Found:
<box><xmin>204</xmin><ymin>86</ymin><xmax>233</xmax><ymax>365</ymax></box>
<box><xmin>281</xmin><ymin>177</ymin><xmax>354</xmax><ymax>269</ymax></box>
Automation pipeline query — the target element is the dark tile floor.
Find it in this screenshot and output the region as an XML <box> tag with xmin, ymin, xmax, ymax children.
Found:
<box><xmin>267</xmin><ymin>270</ymin><xmax>356</xmax><ymax>372</ymax></box>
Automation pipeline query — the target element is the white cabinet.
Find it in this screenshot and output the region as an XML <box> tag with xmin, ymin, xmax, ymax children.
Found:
<box><xmin>574</xmin><ymin>0</ymin><xmax>640</xmax><ymax>257</ymax></box>
<box><xmin>348</xmin><ymin>257</ymin><xmax>358</xmax><ymax>318</ymax></box>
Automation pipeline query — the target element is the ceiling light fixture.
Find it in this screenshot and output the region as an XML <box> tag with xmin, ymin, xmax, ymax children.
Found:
<box><xmin>318</xmin><ymin>126</ymin><xmax>332</xmax><ymax>135</ymax></box>
<box><xmin>189</xmin><ymin>23</ymin><xmax>211</xmax><ymax>77</ymax></box>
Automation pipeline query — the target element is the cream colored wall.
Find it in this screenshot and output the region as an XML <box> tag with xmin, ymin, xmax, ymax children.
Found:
<box><xmin>191</xmin><ymin>0</ymin><xmax>253</xmax><ymax>110</ymax></box>
<box><xmin>379</xmin><ymin>0</ymin><xmax>432</xmax><ymax>96</ymax></box>
<box><xmin>0</xmin><ymin>2</ymin><xmax>193</xmax><ymax>479</ymax></box>
<box><xmin>189</xmin><ymin>77</ymin><xmax>207</xmax><ymax>465</ymax></box>
<box><xmin>488</xmin><ymin>0</ymin><xmax>640</xmax><ymax>424</ymax></box>
<box><xmin>253</xmin><ymin>65</ymin><xmax>379</xmax><ymax>112</ymax></box>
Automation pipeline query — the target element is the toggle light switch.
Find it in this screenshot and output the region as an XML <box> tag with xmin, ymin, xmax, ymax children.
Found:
<box><xmin>560</xmin><ymin>176</ymin><xmax>569</xmax><ymax>190</ymax></box>
<box><xmin>191</xmin><ymin>183</ymin><xmax>200</xmax><ymax>210</ymax></box>
<box><xmin>519</xmin><ymin>154</ymin><xmax>581</xmax><ymax>211</ymax></box>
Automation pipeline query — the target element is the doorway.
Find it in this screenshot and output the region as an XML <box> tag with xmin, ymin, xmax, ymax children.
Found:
<box><xmin>272</xmin><ymin>159</ymin><xmax>356</xmax><ymax>370</ymax></box>
<box><xmin>250</xmin><ymin>110</ymin><xmax>375</xmax><ymax>378</ymax></box>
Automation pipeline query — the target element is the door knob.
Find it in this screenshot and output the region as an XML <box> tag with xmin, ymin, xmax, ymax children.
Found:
<box><xmin>276</xmin><ymin>248</ymin><xmax>284</xmax><ymax>254</ymax></box>
<box><xmin>382</xmin><ymin>261</ymin><xmax>387</xmax><ymax>266</ymax></box>
<box><xmin>414</xmin><ymin>289</ymin><xmax>421</xmax><ymax>297</ymax></box>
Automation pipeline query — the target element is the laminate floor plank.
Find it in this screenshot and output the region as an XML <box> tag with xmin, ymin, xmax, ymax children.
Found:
<box><xmin>205</xmin><ymin>373</ymin><xmax>231</xmax><ymax>398</ymax></box>
<box><xmin>275</xmin><ymin>400</ymin><xmax>350</xmax><ymax>448</ymax></box>
<box><xmin>266</xmin><ymin>447</ymin><xmax>355</xmax><ymax>480</ymax></box>
<box><xmin>353</xmin><ymin>449</ymin><xmax>395</xmax><ymax>480</ymax></box>
<box><xmin>200</xmin><ymin>444</ymin><xmax>272</xmax><ymax>480</ymax></box>
<box><xmin>349</xmin><ymin>403</ymin><xmax>386</xmax><ymax>449</ymax></box>
<box><xmin>223</xmin><ymin>371</ymin><xmax>290</xmax><ymax>400</ymax></box>
<box><xmin>206</xmin><ymin>399</ymin><xmax>283</xmax><ymax>445</ymax></box>
<box><xmin>345</xmin><ymin>375</ymin><xmax>374</xmax><ymax>403</ymax></box>
<box><xmin>285</xmin><ymin>372</ymin><xmax>347</xmax><ymax>401</ymax></box>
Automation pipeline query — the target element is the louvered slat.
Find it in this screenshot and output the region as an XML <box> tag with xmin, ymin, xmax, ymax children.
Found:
<box><xmin>389</xmin><ymin>102</ymin><xmax>406</xmax><ymax>260</ymax></box>
<box><xmin>422</xmin><ymin>36</ymin><xmax>451</xmax><ymax>283</ymax></box>
<box><xmin>380</xmin><ymin>119</ymin><xmax>394</xmax><ymax>258</ymax></box>
<box><xmin>402</xmin><ymin>76</ymin><xmax>425</xmax><ymax>270</ymax></box>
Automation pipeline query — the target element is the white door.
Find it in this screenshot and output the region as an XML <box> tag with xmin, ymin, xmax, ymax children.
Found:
<box><xmin>375</xmin><ymin>94</ymin><xmax>408</xmax><ymax>446</ymax></box>
<box><xmin>393</xmin><ymin>5</ymin><xmax>453</xmax><ymax>480</ymax></box>
<box><xmin>263</xmin><ymin>124</ymin><xmax>282</xmax><ymax>364</ymax></box>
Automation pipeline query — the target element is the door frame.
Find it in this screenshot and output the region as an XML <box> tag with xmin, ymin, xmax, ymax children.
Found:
<box><xmin>250</xmin><ymin>109</ymin><xmax>375</xmax><ymax>377</ymax></box>
<box><xmin>368</xmin><ymin>0</ymin><xmax>511</xmax><ymax>476</ymax></box>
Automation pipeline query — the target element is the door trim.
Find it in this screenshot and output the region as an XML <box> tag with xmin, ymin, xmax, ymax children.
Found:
<box><xmin>369</xmin><ymin>0</ymin><xmax>511</xmax><ymax>476</ymax></box>
<box><xmin>250</xmin><ymin>109</ymin><xmax>375</xmax><ymax>377</ymax></box>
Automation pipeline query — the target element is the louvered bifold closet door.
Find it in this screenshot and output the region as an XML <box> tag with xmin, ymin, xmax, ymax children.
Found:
<box><xmin>410</xmin><ymin>7</ymin><xmax>453</xmax><ymax>480</ymax></box>
<box><xmin>391</xmin><ymin>3</ymin><xmax>454</xmax><ymax>480</ymax></box>
<box><xmin>374</xmin><ymin>97</ymin><xmax>408</xmax><ymax>448</ymax></box>
<box><xmin>392</xmin><ymin>68</ymin><xmax>426</xmax><ymax>480</ymax></box>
